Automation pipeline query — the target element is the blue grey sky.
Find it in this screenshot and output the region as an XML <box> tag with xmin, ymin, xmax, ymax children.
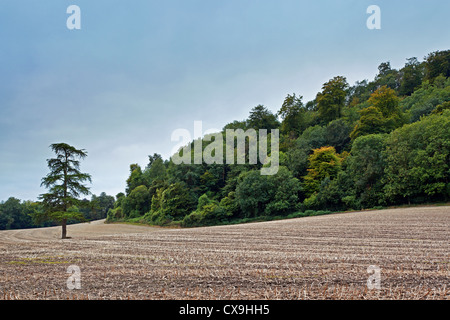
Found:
<box><xmin>1</xmin><ymin>0</ymin><xmax>449</xmax><ymax>201</ymax></box>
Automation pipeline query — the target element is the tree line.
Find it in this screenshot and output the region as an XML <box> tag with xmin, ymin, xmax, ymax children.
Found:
<box><xmin>1</xmin><ymin>49</ymin><xmax>449</xmax><ymax>232</ymax></box>
<box><xmin>0</xmin><ymin>192</ymin><xmax>115</xmax><ymax>231</ymax></box>
<box><xmin>106</xmin><ymin>50</ymin><xmax>450</xmax><ymax>227</ymax></box>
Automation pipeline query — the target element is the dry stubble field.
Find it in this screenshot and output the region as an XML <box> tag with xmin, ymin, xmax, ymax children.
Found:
<box><xmin>0</xmin><ymin>206</ymin><xmax>448</xmax><ymax>300</ymax></box>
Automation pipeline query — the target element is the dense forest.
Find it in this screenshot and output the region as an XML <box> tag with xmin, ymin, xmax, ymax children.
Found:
<box><xmin>106</xmin><ymin>49</ymin><xmax>450</xmax><ymax>227</ymax></box>
<box><xmin>1</xmin><ymin>49</ymin><xmax>449</xmax><ymax>230</ymax></box>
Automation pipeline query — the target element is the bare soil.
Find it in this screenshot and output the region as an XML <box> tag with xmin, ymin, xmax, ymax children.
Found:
<box><xmin>0</xmin><ymin>206</ymin><xmax>448</xmax><ymax>300</ymax></box>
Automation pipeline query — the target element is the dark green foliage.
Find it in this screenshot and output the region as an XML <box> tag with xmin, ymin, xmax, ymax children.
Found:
<box><xmin>234</xmin><ymin>170</ymin><xmax>271</xmax><ymax>218</ymax></box>
<box><xmin>398</xmin><ymin>57</ymin><xmax>425</xmax><ymax>96</ymax></box>
<box><xmin>308</xmin><ymin>176</ymin><xmax>344</xmax><ymax>211</ymax></box>
<box><xmin>346</xmin><ymin>134</ymin><xmax>388</xmax><ymax>208</ymax></box>
<box><xmin>432</xmin><ymin>101</ymin><xmax>450</xmax><ymax>115</ymax></box>
<box><xmin>96</xmin><ymin>50</ymin><xmax>450</xmax><ymax>228</ymax></box>
<box><xmin>325</xmin><ymin>119</ymin><xmax>352</xmax><ymax>153</ymax></box>
<box><xmin>145</xmin><ymin>182</ymin><xmax>196</xmax><ymax>225</ymax></box>
<box><xmin>142</xmin><ymin>154</ymin><xmax>167</xmax><ymax>186</ymax></box>
<box><xmin>0</xmin><ymin>198</ymin><xmax>40</xmax><ymax>230</ymax></box>
<box><xmin>247</xmin><ymin>105</ymin><xmax>280</xmax><ymax>131</ymax></box>
<box><xmin>316</xmin><ymin>76</ymin><xmax>349</xmax><ymax>124</ymax></box>
<box><xmin>383</xmin><ymin>110</ymin><xmax>450</xmax><ymax>204</ymax></box>
<box><xmin>235</xmin><ymin>167</ymin><xmax>301</xmax><ymax>218</ymax></box>
<box><xmin>123</xmin><ymin>185</ymin><xmax>150</xmax><ymax>218</ymax></box>
<box><xmin>350</xmin><ymin>106</ymin><xmax>388</xmax><ymax>139</ymax></box>
<box><xmin>424</xmin><ymin>50</ymin><xmax>450</xmax><ymax>81</ymax></box>
<box><xmin>85</xmin><ymin>192</ymin><xmax>115</xmax><ymax>220</ymax></box>
<box><xmin>181</xmin><ymin>194</ymin><xmax>231</xmax><ymax>227</ymax></box>
<box><xmin>401</xmin><ymin>77</ymin><xmax>450</xmax><ymax>122</ymax></box>
<box><xmin>126</xmin><ymin>164</ymin><xmax>144</xmax><ymax>195</ymax></box>
<box><xmin>106</xmin><ymin>193</ymin><xmax>126</xmax><ymax>221</ymax></box>
<box><xmin>374</xmin><ymin>62</ymin><xmax>401</xmax><ymax>91</ymax></box>
<box><xmin>0</xmin><ymin>192</ymin><xmax>116</xmax><ymax>230</ymax></box>
<box><xmin>36</xmin><ymin>143</ymin><xmax>92</xmax><ymax>238</ymax></box>
<box><xmin>277</xmin><ymin>93</ymin><xmax>310</xmax><ymax>139</ymax></box>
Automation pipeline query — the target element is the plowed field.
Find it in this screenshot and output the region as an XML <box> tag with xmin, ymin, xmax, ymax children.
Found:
<box><xmin>0</xmin><ymin>206</ymin><xmax>448</xmax><ymax>300</ymax></box>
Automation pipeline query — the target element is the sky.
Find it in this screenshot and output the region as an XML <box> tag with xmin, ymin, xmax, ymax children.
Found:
<box><xmin>0</xmin><ymin>0</ymin><xmax>449</xmax><ymax>202</ymax></box>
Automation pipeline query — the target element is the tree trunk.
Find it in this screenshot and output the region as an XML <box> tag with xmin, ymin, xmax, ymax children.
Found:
<box><xmin>61</xmin><ymin>219</ymin><xmax>67</xmax><ymax>239</ymax></box>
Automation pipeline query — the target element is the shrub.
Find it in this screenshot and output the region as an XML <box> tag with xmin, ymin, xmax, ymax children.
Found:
<box><xmin>182</xmin><ymin>194</ymin><xmax>230</xmax><ymax>227</ymax></box>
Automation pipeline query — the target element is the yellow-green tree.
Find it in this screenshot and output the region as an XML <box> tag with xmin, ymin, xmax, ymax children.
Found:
<box><xmin>303</xmin><ymin>146</ymin><xmax>342</xmax><ymax>198</ymax></box>
<box><xmin>351</xmin><ymin>86</ymin><xmax>404</xmax><ymax>139</ymax></box>
<box><xmin>368</xmin><ymin>85</ymin><xmax>401</xmax><ymax>118</ymax></box>
<box><xmin>350</xmin><ymin>106</ymin><xmax>387</xmax><ymax>140</ymax></box>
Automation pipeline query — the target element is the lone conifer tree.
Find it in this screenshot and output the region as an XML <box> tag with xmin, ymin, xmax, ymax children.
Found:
<box><xmin>37</xmin><ymin>143</ymin><xmax>92</xmax><ymax>239</ymax></box>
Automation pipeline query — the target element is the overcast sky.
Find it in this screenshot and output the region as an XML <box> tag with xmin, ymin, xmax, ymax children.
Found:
<box><xmin>0</xmin><ymin>0</ymin><xmax>449</xmax><ymax>201</ymax></box>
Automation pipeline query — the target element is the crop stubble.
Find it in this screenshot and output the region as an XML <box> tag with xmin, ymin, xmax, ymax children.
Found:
<box><xmin>0</xmin><ymin>206</ymin><xmax>448</xmax><ymax>300</ymax></box>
